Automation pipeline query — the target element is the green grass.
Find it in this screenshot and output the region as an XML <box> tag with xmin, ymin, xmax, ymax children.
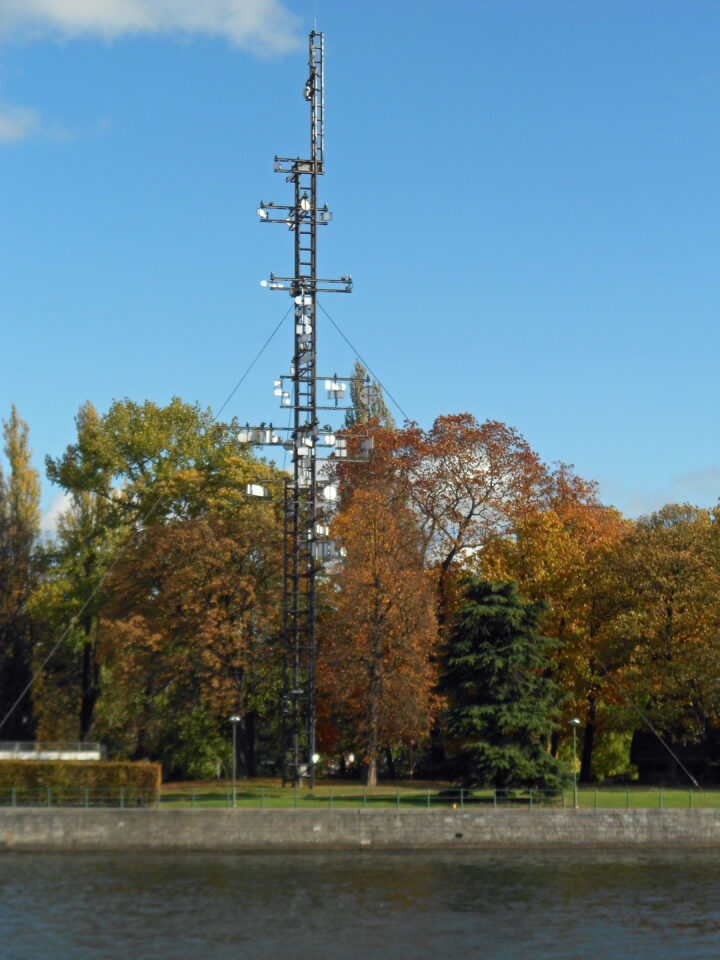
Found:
<box><xmin>4</xmin><ymin>780</ymin><xmax>719</xmax><ymax>810</ymax></box>
<box><xmin>572</xmin><ymin>786</ymin><xmax>720</xmax><ymax>810</ymax></box>
<box><xmin>159</xmin><ymin>782</ymin><xmax>445</xmax><ymax>810</ymax></box>
<box><xmin>155</xmin><ymin>781</ymin><xmax>720</xmax><ymax>811</ymax></box>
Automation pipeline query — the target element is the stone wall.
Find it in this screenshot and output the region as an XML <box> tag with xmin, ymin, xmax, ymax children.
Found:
<box><xmin>3</xmin><ymin>808</ymin><xmax>720</xmax><ymax>850</ymax></box>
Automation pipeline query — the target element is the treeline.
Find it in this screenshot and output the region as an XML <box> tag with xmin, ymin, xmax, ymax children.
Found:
<box><xmin>1</xmin><ymin>396</ymin><xmax>719</xmax><ymax>786</ymax></box>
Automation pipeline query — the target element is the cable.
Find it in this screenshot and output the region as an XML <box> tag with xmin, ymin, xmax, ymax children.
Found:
<box><xmin>324</xmin><ymin>296</ymin><xmax>700</xmax><ymax>788</ymax></box>
<box><xmin>320</xmin><ymin>295</ymin><xmax>700</xmax><ymax>787</ymax></box>
<box><xmin>317</xmin><ymin>300</ymin><xmax>412</xmax><ymax>423</ymax></box>
<box><xmin>0</xmin><ymin>307</ymin><xmax>292</xmax><ymax>736</ymax></box>
<box><xmin>215</xmin><ymin>307</ymin><xmax>291</xmax><ymax>419</ymax></box>
<box><xmin>8</xmin><ymin>294</ymin><xmax>699</xmax><ymax>793</ymax></box>
<box><xmin>567</xmin><ymin>631</ymin><xmax>702</xmax><ymax>790</ymax></box>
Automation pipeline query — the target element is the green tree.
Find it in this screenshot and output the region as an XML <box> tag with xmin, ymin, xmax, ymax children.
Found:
<box><xmin>438</xmin><ymin>578</ymin><xmax>565</xmax><ymax>789</ymax></box>
<box><xmin>481</xmin><ymin>494</ymin><xmax>632</xmax><ymax>780</ymax></box>
<box><xmin>45</xmin><ymin>397</ymin><xmax>236</xmax><ymax>527</ymax></box>
<box><xmin>612</xmin><ymin>504</ymin><xmax>720</xmax><ymax>748</ymax></box>
<box><xmin>35</xmin><ymin>397</ymin><xmax>285</xmax><ymax>773</ymax></box>
<box><xmin>28</xmin><ymin>488</ymin><xmax>119</xmax><ymax>742</ymax></box>
<box><xmin>0</xmin><ymin>406</ymin><xmax>41</xmax><ymax>740</ymax></box>
<box><xmin>344</xmin><ymin>360</ymin><xmax>395</xmax><ymax>428</ymax></box>
<box><xmin>30</xmin><ymin>402</ymin><xmax>131</xmax><ymax>742</ymax></box>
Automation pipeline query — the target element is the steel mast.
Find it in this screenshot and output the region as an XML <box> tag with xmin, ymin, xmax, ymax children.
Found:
<box><xmin>255</xmin><ymin>32</ymin><xmax>352</xmax><ymax>787</ymax></box>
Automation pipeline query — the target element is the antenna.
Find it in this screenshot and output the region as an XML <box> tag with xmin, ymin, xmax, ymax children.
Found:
<box><xmin>244</xmin><ymin>32</ymin><xmax>369</xmax><ymax>787</ymax></box>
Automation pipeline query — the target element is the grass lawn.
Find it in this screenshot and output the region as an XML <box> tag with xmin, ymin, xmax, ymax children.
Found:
<box><xmin>5</xmin><ymin>780</ymin><xmax>717</xmax><ymax>810</ymax></box>
<box><xmin>157</xmin><ymin>779</ymin><xmax>720</xmax><ymax>810</ymax></box>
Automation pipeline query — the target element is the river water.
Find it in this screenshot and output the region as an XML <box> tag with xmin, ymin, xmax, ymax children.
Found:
<box><xmin>2</xmin><ymin>849</ymin><xmax>720</xmax><ymax>959</ymax></box>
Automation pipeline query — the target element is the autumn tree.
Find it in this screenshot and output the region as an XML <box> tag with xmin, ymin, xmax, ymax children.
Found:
<box><xmin>100</xmin><ymin>493</ymin><xmax>283</xmax><ymax>777</ymax></box>
<box><xmin>394</xmin><ymin>414</ymin><xmax>550</xmax><ymax>631</ymax></box>
<box><xmin>34</xmin><ymin>397</ymin><xmax>284</xmax><ymax>774</ymax></box>
<box><xmin>611</xmin><ymin>504</ymin><xmax>720</xmax><ymax>754</ymax></box>
<box><xmin>438</xmin><ymin>578</ymin><xmax>565</xmax><ymax>790</ymax></box>
<box><xmin>0</xmin><ymin>406</ymin><xmax>42</xmax><ymax>741</ymax></box>
<box><xmin>319</xmin><ymin>475</ymin><xmax>437</xmax><ymax>786</ymax></box>
<box><xmin>481</xmin><ymin>488</ymin><xmax>632</xmax><ymax>779</ymax></box>
<box><xmin>328</xmin><ymin>414</ymin><xmax>571</xmax><ymax>776</ymax></box>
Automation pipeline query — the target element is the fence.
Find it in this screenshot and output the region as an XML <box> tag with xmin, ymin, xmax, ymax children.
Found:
<box><xmin>2</xmin><ymin>786</ymin><xmax>719</xmax><ymax>810</ymax></box>
<box><xmin>0</xmin><ymin>787</ymin><xmax>156</xmax><ymax>808</ymax></box>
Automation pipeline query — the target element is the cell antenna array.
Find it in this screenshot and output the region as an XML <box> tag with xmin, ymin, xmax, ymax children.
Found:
<box><xmin>241</xmin><ymin>32</ymin><xmax>370</xmax><ymax>787</ymax></box>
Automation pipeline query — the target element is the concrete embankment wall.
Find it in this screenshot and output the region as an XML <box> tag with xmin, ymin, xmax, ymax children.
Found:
<box><xmin>3</xmin><ymin>808</ymin><xmax>720</xmax><ymax>850</ymax></box>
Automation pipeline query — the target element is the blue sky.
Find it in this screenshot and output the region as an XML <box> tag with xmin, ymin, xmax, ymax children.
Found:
<box><xmin>1</xmin><ymin>0</ymin><xmax>718</xmax><ymax>528</ymax></box>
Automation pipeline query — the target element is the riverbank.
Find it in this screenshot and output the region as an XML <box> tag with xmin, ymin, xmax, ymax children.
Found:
<box><xmin>4</xmin><ymin>808</ymin><xmax>720</xmax><ymax>850</ymax></box>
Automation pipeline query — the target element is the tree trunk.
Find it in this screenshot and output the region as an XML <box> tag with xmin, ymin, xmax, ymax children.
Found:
<box><xmin>236</xmin><ymin>712</ymin><xmax>256</xmax><ymax>780</ymax></box>
<box><xmin>79</xmin><ymin>634</ymin><xmax>98</xmax><ymax>741</ymax></box>
<box><xmin>363</xmin><ymin>661</ymin><xmax>379</xmax><ymax>787</ymax></box>
<box><xmin>243</xmin><ymin>711</ymin><xmax>256</xmax><ymax>778</ymax></box>
<box><xmin>133</xmin><ymin>725</ymin><xmax>150</xmax><ymax>761</ymax></box>
<box><xmin>580</xmin><ymin>697</ymin><xmax>597</xmax><ymax>782</ymax></box>
<box><xmin>427</xmin><ymin>721</ymin><xmax>447</xmax><ymax>774</ymax></box>
<box><xmin>384</xmin><ymin>745</ymin><xmax>396</xmax><ymax>781</ymax></box>
<box><xmin>362</xmin><ymin>756</ymin><xmax>377</xmax><ymax>787</ymax></box>
<box><xmin>132</xmin><ymin>680</ymin><xmax>155</xmax><ymax>760</ymax></box>
<box><xmin>362</xmin><ymin>722</ymin><xmax>378</xmax><ymax>784</ymax></box>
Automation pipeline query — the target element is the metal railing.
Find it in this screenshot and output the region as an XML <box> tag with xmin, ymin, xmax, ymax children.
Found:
<box><xmin>0</xmin><ymin>786</ymin><xmax>716</xmax><ymax>810</ymax></box>
<box><xmin>0</xmin><ymin>787</ymin><xmax>156</xmax><ymax>808</ymax></box>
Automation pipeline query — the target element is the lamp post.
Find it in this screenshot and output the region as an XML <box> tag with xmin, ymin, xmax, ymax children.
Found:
<box><xmin>570</xmin><ymin>718</ymin><xmax>581</xmax><ymax>809</ymax></box>
<box><xmin>229</xmin><ymin>715</ymin><xmax>241</xmax><ymax>808</ymax></box>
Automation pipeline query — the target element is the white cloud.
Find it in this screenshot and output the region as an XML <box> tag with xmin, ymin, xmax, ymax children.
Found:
<box><xmin>0</xmin><ymin>0</ymin><xmax>302</xmax><ymax>54</ymax></box>
<box><xmin>41</xmin><ymin>491</ymin><xmax>72</xmax><ymax>536</ymax></box>
<box><xmin>599</xmin><ymin>464</ymin><xmax>720</xmax><ymax>519</ymax></box>
<box><xmin>670</xmin><ymin>464</ymin><xmax>720</xmax><ymax>503</ymax></box>
<box><xmin>0</xmin><ymin>101</ymin><xmax>40</xmax><ymax>142</ymax></box>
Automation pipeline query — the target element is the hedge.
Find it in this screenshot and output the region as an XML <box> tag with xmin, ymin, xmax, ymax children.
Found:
<box><xmin>0</xmin><ymin>760</ymin><xmax>161</xmax><ymax>794</ymax></box>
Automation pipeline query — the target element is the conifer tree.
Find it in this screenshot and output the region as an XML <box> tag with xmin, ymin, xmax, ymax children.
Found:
<box><xmin>439</xmin><ymin>577</ymin><xmax>565</xmax><ymax>789</ymax></box>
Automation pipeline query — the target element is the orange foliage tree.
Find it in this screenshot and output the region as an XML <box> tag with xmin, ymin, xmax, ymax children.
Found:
<box><xmin>393</xmin><ymin>414</ymin><xmax>551</xmax><ymax>630</ymax></box>
<box><xmin>482</xmin><ymin>490</ymin><xmax>631</xmax><ymax>779</ymax></box>
<box><xmin>35</xmin><ymin>397</ymin><xmax>285</xmax><ymax>777</ymax></box>
<box><xmin>325</xmin><ymin>415</ymin><xmax>596</xmax><ymax>778</ymax></box>
<box><xmin>97</xmin><ymin>449</ymin><xmax>284</xmax><ymax>778</ymax></box>
<box><xmin>318</xmin><ymin>469</ymin><xmax>437</xmax><ymax>786</ymax></box>
<box><xmin>100</xmin><ymin>506</ymin><xmax>282</xmax><ymax>777</ymax></box>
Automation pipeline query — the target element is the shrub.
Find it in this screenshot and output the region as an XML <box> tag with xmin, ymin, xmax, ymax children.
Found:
<box><xmin>0</xmin><ymin>760</ymin><xmax>161</xmax><ymax>800</ymax></box>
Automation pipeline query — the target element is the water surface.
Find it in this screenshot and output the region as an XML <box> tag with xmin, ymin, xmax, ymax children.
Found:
<box><xmin>2</xmin><ymin>849</ymin><xmax>718</xmax><ymax>959</ymax></box>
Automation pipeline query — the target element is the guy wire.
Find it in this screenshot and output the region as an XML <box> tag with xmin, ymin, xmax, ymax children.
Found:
<box><xmin>0</xmin><ymin>306</ymin><xmax>292</xmax><ymax>735</ymax></box>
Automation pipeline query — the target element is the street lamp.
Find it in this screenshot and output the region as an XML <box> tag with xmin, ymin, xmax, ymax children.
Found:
<box><xmin>229</xmin><ymin>715</ymin><xmax>241</xmax><ymax>808</ymax></box>
<box><xmin>570</xmin><ymin>718</ymin><xmax>581</xmax><ymax>809</ymax></box>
